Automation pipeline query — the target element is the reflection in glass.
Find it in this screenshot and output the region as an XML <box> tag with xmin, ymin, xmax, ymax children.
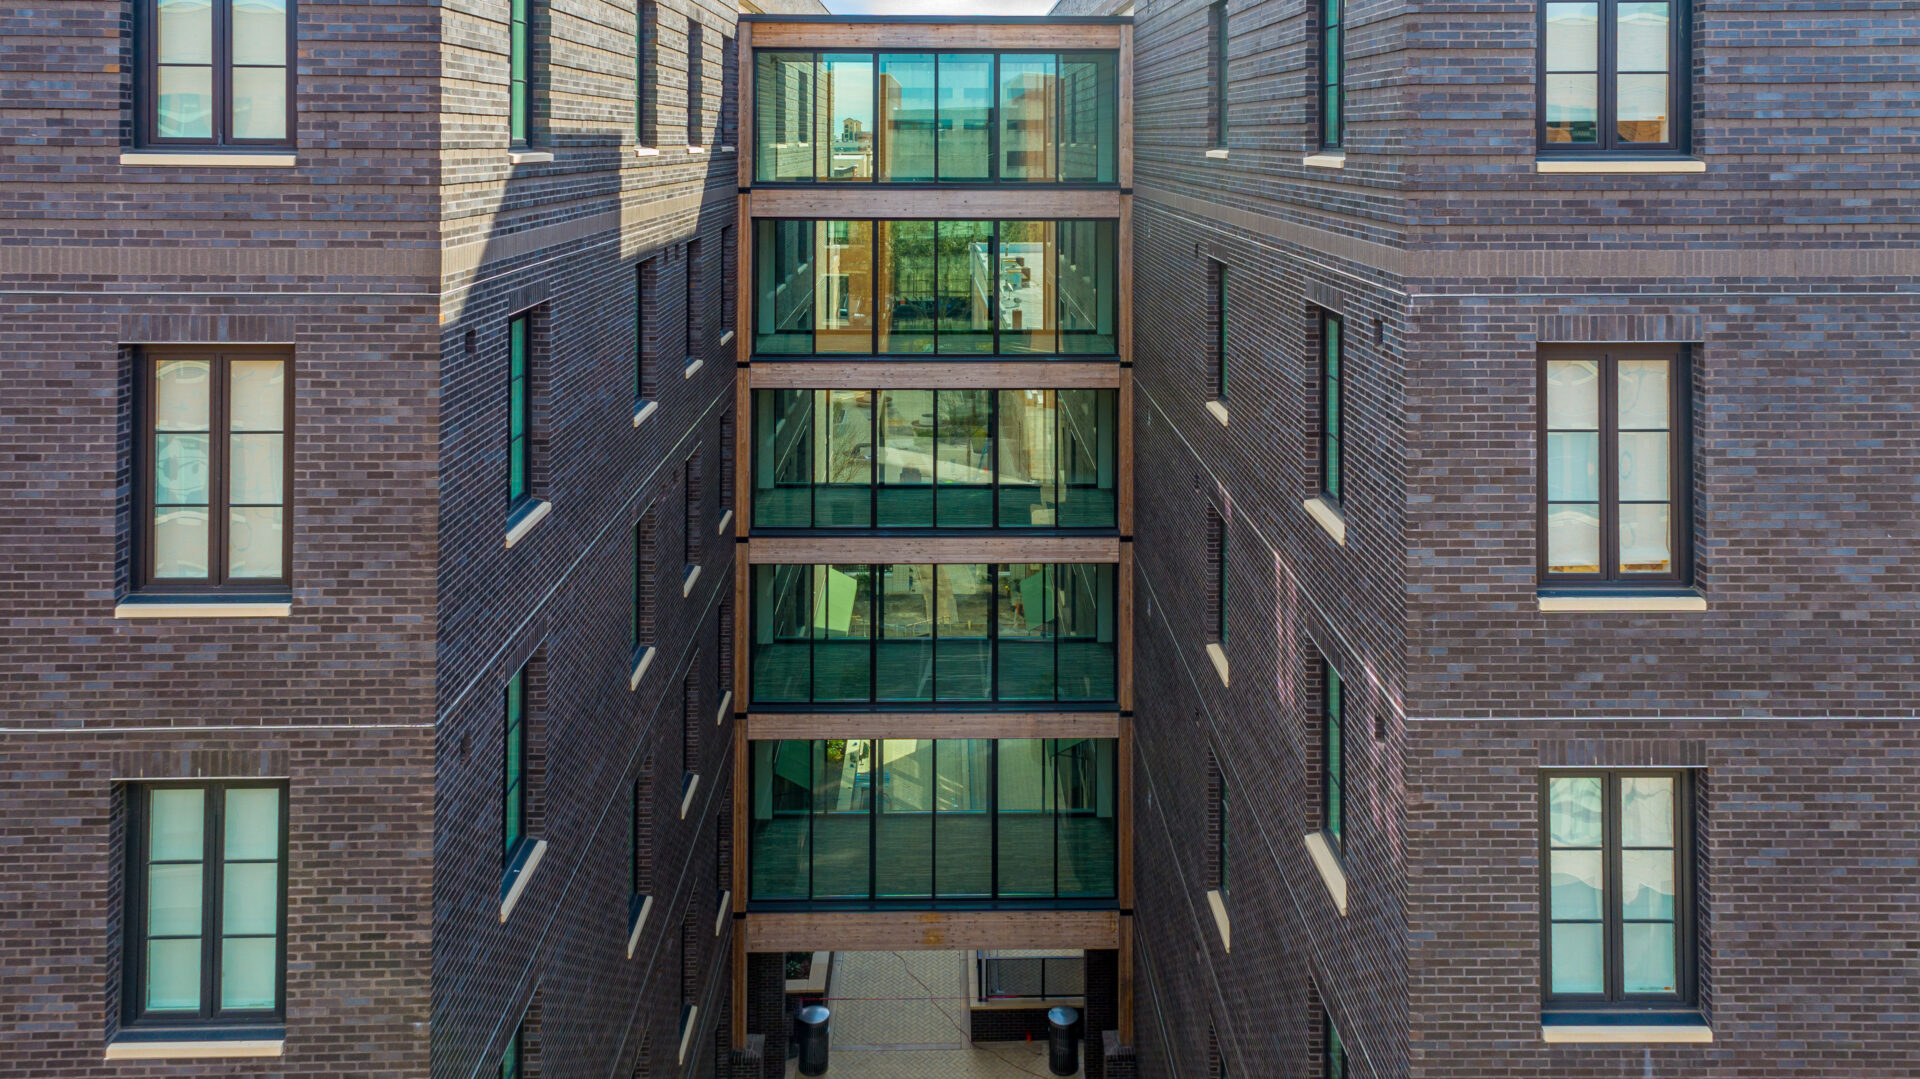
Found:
<box><xmin>878</xmin><ymin>566</ymin><xmax>934</xmax><ymax>702</ymax></box>
<box><xmin>876</xmin><ymin>389</ymin><xmax>934</xmax><ymax>526</ymax></box>
<box><xmin>938</xmin><ymin>219</ymin><xmax>995</xmax><ymax>355</ymax></box>
<box><xmin>997</xmin><ymin>739</ymin><xmax>1054</xmax><ymax>897</ymax></box>
<box><xmin>754</xmin><ymin>220</ymin><xmax>815</xmax><ymax>354</ymax></box>
<box><xmin>1060</xmin><ymin>54</ymin><xmax>1119</xmax><ymax>184</ymax></box>
<box><xmin>998</xmin><ymin>55</ymin><xmax>1058</xmax><ymax>182</ymax></box>
<box><xmin>819</xmin><ymin>54</ymin><xmax>875</xmax><ymax>180</ymax></box>
<box><xmin>998</xmin><ymin>221</ymin><xmax>1057</xmax><ymax>354</ymax></box>
<box><xmin>937</xmin><ymin>565</ymin><xmax>992</xmax><ymax>701</ymax></box>
<box><xmin>936</xmin><ymin>739</ymin><xmax>993</xmax><ymax>895</ymax></box>
<box><xmin>815</xmin><ymin>221</ymin><xmax>873</xmax><ymax>353</ymax></box>
<box><xmin>878</xmin><ymin>54</ymin><xmax>935</xmax><ymax>182</ymax></box>
<box><xmin>935</xmin><ymin>391</ymin><xmax>993</xmax><ymax>527</ymax></box>
<box><xmin>1058</xmin><ymin>220</ymin><xmax>1117</xmax><ymax>355</ymax></box>
<box><xmin>812</xmin><ymin>739</ymin><xmax>872</xmax><ymax>898</ymax></box>
<box><xmin>879</xmin><ymin>221</ymin><xmax>936</xmax><ymax>354</ymax></box>
<box><xmin>1545</xmin><ymin>359</ymin><xmax>1602</xmax><ymax>575</ymax></box>
<box><xmin>937</xmin><ymin>54</ymin><xmax>994</xmax><ymax>181</ymax></box>
<box><xmin>876</xmin><ymin>740</ymin><xmax>934</xmax><ymax>896</ymax></box>
<box><xmin>756</xmin><ymin>52</ymin><xmax>817</xmax><ymax>182</ymax></box>
<box><xmin>817</xmin><ymin>390</ymin><xmax>873</xmax><ymax>527</ymax></box>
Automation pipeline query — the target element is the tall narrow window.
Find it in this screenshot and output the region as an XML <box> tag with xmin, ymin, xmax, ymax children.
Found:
<box><xmin>632</xmin><ymin>511</ymin><xmax>655</xmax><ymax>663</ymax></box>
<box><xmin>1207</xmin><ymin>508</ymin><xmax>1228</xmax><ymax>647</ymax></box>
<box><xmin>1540</xmin><ymin>1</ymin><xmax>1682</xmax><ymax>154</ymax></box>
<box><xmin>503</xmin><ymin>667</ymin><xmax>528</xmax><ymax>863</ymax></box>
<box><xmin>682</xmin><ymin>670</ymin><xmax>700</xmax><ymax>777</ymax></box>
<box><xmin>139</xmin><ymin>0</ymin><xmax>294</xmax><ymax>147</ymax></box>
<box><xmin>635</xmin><ymin>1</ymin><xmax>656</xmax><ymax>146</ymax></box>
<box><xmin>686</xmin><ymin>21</ymin><xmax>706</xmax><ymax>148</ymax></box>
<box><xmin>507</xmin><ymin>312</ymin><xmax>534</xmax><ymax>511</ymax></box>
<box><xmin>1544</xmin><ymin>771</ymin><xmax>1693</xmax><ymax>1006</ymax></box>
<box><xmin>509</xmin><ymin>0</ymin><xmax>530</xmax><ymax>147</ymax></box>
<box><xmin>1540</xmin><ymin>345</ymin><xmax>1687</xmax><ymax>586</ymax></box>
<box><xmin>141</xmin><ymin>349</ymin><xmax>291</xmax><ymax>590</ymax></box>
<box><xmin>1209</xmin><ymin>261</ymin><xmax>1228</xmax><ymax>402</ymax></box>
<box><xmin>1319</xmin><ymin>311</ymin><xmax>1344</xmax><ymax>504</ymax></box>
<box><xmin>500</xmin><ymin>1017</ymin><xmax>524</xmax><ymax>1079</ymax></box>
<box><xmin>719</xmin><ymin>225</ymin><xmax>737</xmax><ymax>342</ymax></box>
<box><xmin>1214</xmin><ymin>764</ymin><xmax>1231</xmax><ymax>895</ymax></box>
<box><xmin>684</xmin><ymin>239</ymin><xmax>702</xmax><ymax>364</ymax></box>
<box><xmin>1322</xmin><ymin>659</ymin><xmax>1345</xmax><ymax>854</ymax></box>
<box><xmin>1323</xmin><ymin>1012</ymin><xmax>1348</xmax><ymax>1078</ymax></box>
<box><xmin>1318</xmin><ymin>0</ymin><xmax>1345</xmax><ymax>149</ymax></box>
<box><xmin>123</xmin><ymin>783</ymin><xmax>286</xmax><ymax>1027</ymax></box>
<box><xmin>636</xmin><ymin>258</ymin><xmax>657</xmax><ymax>403</ymax></box>
<box><xmin>683</xmin><ymin>453</ymin><xmax>703</xmax><ymax>572</ymax></box>
<box><xmin>1208</xmin><ymin>2</ymin><xmax>1229</xmax><ymax>148</ymax></box>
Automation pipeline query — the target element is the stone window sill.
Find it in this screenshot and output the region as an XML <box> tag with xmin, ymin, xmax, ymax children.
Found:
<box><xmin>508</xmin><ymin>150</ymin><xmax>554</xmax><ymax>165</ymax></box>
<box><xmin>104</xmin><ymin>1032</ymin><xmax>286</xmax><ymax>1060</ymax></box>
<box><xmin>1204</xmin><ymin>400</ymin><xmax>1229</xmax><ymax>426</ymax></box>
<box><xmin>714</xmin><ymin>890</ymin><xmax>732</xmax><ymax>936</ymax></box>
<box><xmin>499</xmin><ymin>837</ymin><xmax>548</xmax><ymax>923</ymax></box>
<box><xmin>688</xmin><ymin>145</ymin><xmax>706</xmax><ymax>155</ymax></box>
<box><xmin>715</xmin><ymin>689</ymin><xmax>733</xmax><ymax>726</ymax></box>
<box><xmin>629</xmin><ymin>644</ymin><xmax>658</xmax><ymax>691</ymax></box>
<box><xmin>678</xmin><ymin>1004</ymin><xmax>700</xmax><ymax>1064</ymax></box>
<box><xmin>716</xmin><ymin>509</ymin><xmax>735</xmax><ymax>536</ymax></box>
<box><xmin>1541</xmin><ymin>1016</ymin><xmax>1713</xmax><ymax>1044</ymax></box>
<box><xmin>1536</xmin><ymin>157</ymin><xmax>1704</xmax><ymax>174</ymax></box>
<box><xmin>121</xmin><ymin>151</ymin><xmax>296</xmax><ymax>168</ymax></box>
<box><xmin>633</xmin><ymin>399</ymin><xmax>659</xmax><ymax>428</ymax></box>
<box><xmin>626</xmin><ymin>893</ymin><xmax>654</xmax><ymax>958</ymax></box>
<box><xmin>634</xmin><ymin>146</ymin><xmax>661</xmax><ymax>157</ymax></box>
<box><xmin>684</xmin><ymin>357</ymin><xmax>704</xmax><ymax>379</ymax></box>
<box><xmin>1206</xmin><ymin>888</ymin><xmax>1231</xmax><ymax>952</ymax></box>
<box><xmin>504</xmin><ymin>499</ymin><xmax>552</xmax><ymax>548</ymax></box>
<box><xmin>1304</xmin><ymin>152</ymin><xmax>1346</xmax><ymax>169</ymax></box>
<box><xmin>1302</xmin><ymin>497</ymin><xmax>1346</xmax><ymax>546</ymax></box>
<box><xmin>1205</xmin><ymin>642</ymin><xmax>1230</xmax><ymax>688</ymax></box>
<box><xmin>682</xmin><ymin>563</ymin><xmax>703</xmax><ymax>597</ymax></box>
<box><xmin>1303</xmin><ymin>831</ymin><xmax>1349</xmax><ymax>916</ymax></box>
<box><xmin>114</xmin><ymin>595</ymin><xmax>292</xmax><ymax>619</ymax></box>
<box><xmin>1536</xmin><ymin>590</ymin><xmax>1706</xmax><ymax>613</ymax></box>
<box><xmin>679</xmin><ymin>772</ymin><xmax>700</xmax><ymax>819</ymax></box>
<box><xmin>1205</xmin><ymin>148</ymin><xmax>1229</xmax><ymax>160</ymax></box>
<box><xmin>720</xmin><ymin>329</ymin><xmax>736</xmax><ymax>347</ymax></box>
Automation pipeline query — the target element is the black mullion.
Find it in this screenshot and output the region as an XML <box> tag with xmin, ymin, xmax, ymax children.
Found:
<box><xmin>989</xmin><ymin>390</ymin><xmax>1000</xmax><ymax>528</ymax></box>
<box><xmin>989</xmin><ymin>737</ymin><xmax>999</xmax><ymax>898</ymax></box>
<box><xmin>870</xmin><ymin>387</ymin><xmax>879</xmax><ymax>529</ymax></box>
<box><xmin>869</xmin><ymin>217</ymin><xmax>879</xmax><ymax>355</ymax></box>
<box><xmin>1604</xmin><ymin>773</ymin><xmax>1623</xmax><ymax>1001</ymax></box>
<box><xmin>808</xmin><ymin>389</ymin><xmax>818</xmax><ymax>529</ymax></box>
<box><xmin>806</xmin><ymin>741</ymin><xmax>815</xmax><ymax>901</ymax></box>
<box><xmin>928</xmin><ymin>741</ymin><xmax>940</xmax><ymax>896</ymax></box>
<box><xmin>1601</xmin><ymin>352</ymin><xmax>1620</xmax><ymax>582</ymax></box>
<box><xmin>931</xmin><ymin>55</ymin><xmax>940</xmax><ymax>183</ymax></box>
<box><xmin>869</xmin><ymin>563</ymin><xmax>878</xmax><ymax>706</ymax></box>
<box><xmin>805</xmin><ymin>565</ymin><xmax>816</xmax><ymax>703</ymax></box>
<box><xmin>1599</xmin><ymin>0</ymin><xmax>1617</xmax><ymax>152</ymax></box>
<box><xmin>1050</xmin><ymin>739</ymin><xmax>1060</xmax><ymax>899</ymax></box>
<box><xmin>210</xmin><ymin>356</ymin><xmax>231</xmax><ymax>586</ymax></box>
<box><xmin>1053</xmin><ymin>54</ymin><xmax>1063</xmax><ymax>184</ymax></box>
<box><xmin>989</xmin><ymin>223</ymin><xmax>1001</xmax><ymax>357</ymax></box>
<box><xmin>930</xmin><ymin>390</ymin><xmax>940</xmax><ymax>527</ymax></box>
<box><xmin>988</xmin><ymin>564</ymin><xmax>1000</xmax><ymax>704</ymax></box>
<box><xmin>989</xmin><ymin>53</ymin><xmax>1000</xmax><ymax>184</ymax></box>
<box><xmin>1051</xmin><ymin>565</ymin><xmax>1060</xmax><ymax>704</ymax></box>
<box><xmin>214</xmin><ymin>0</ymin><xmax>231</xmax><ymax>145</ymax></box>
<box><xmin>869</xmin><ymin>738</ymin><xmax>879</xmax><ymax>901</ymax></box>
<box><xmin>201</xmin><ymin>783</ymin><xmax>223</xmax><ymax>1021</ymax></box>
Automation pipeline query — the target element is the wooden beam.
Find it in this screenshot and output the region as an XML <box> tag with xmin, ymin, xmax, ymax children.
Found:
<box><xmin>1118</xmin><ymin>25</ymin><xmax>1134</xmax><ymax>190</ymax></box>
<box><xmin>746</xmin><ymin>712</ymin><xmax>1121</xmax><ymax>742</ymax></box>
<box><xmin>1117</xmin><ymin>196</ymin><xmax>1133</xmax><ymax>370</ymax></box>
<box><xmin>733</xmin><ymin>547</ymin><xmax>750</xmax><ymax>704</ymax></box>
<box><xmin>735</xmin><ymin>193</ymin><xmax>753</xmax><ymax>368</ymax></box>
<box><xmin>1117</xmin><ymin>707</ymin><xmax>1134</xmax><ymax>909</ymax></box>
<box><xmin>748</xmin><ymin>22</ymin><xmax>1123</xmax><ymax>51</ymax></box>
<box><xmin>732</xmin><ymin>724</ymin><xmax>749</xmax><ymax>910</ymax></box>
<box><xmin>746</xmin><ymin>909</ymin><xmax>1120</xmax><ymax>953</ymax></box>
<box><xmin>747</xmin><ymin>187</ymin><xmax>1123</xmax><ymax>221</ymax></box>
<box><xmin>1118</xmin><ymin>540</ymin><xmax>1134</xmax><ymax>711</ymax></box>
<box><xmin>747</xmin><ymin>535</ymin><xmax>1119</xmax><ymax>565</ymax></box>
<box><xmin>1118</xmin><ymin>366</ymin><xmax>1134</xmax><ymax>533</ymax></box>
<box><xmin>748</xmin><ymin>361</ymin><xmax>1120</xmax><ymax>390</ymax></box>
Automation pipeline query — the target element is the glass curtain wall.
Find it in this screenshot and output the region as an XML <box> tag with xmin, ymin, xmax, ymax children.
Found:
<box><xmin>756</xmin><ymin>51</ymin><xmax>1116</xmax><ymax>184</ymax></box>
<box><xmin>749</xmin><ymin>738</ymin><xmax>1117</xmax><ymax>903</ymax></box>
<box><xmin>751</xmin><ymin>563</ymin><xmax>1117</xmax><ymax>706</ymax></box>
<box><xmin>752</xmin><ymin>220</ymin><xmax>1117</xmax><ymax>357</ymax></box>
<box><xmin>752</xmin><ymin>389</ymin><xmax>1118</xmax><ymax>529</ymax></box>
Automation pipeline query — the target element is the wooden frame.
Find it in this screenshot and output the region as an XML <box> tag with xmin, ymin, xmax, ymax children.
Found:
<box><xmin>747</xmin><ymin>361</ymin><xmax>1119</xmax><ymax>389</ymax></box>
<box><xmin>746</xmin><ymin>536</ymin><xmax>1118</xmax><ymax>564</ymax></box>
<box><xmin>747</xmin><ymin>909</ymin><xmax>1120</xmax><ymax>952</ymax></box>
<box><xmin>1318</xmin><ymin>0</ymin><xmax>1345</xmax><ymax>150</ymax></box>
<box><xmin>748</xmin><ymin>188</ymin><xmax>1122</xmax><ymax>219</ymax></box>
<box><xmin>745</xmin><ymin>712</ymin><xmax>1120</xmax><ymax>741</ymax></box>
<box><xmin>1319</xmin><ymin>309</ymin><xmax>1345</xmax><ymax>504</ymax></box>
<box><xmin>135</xmin><ymin>0</ymin><xmax>297</xmax><ymax>149</ymax></box>
<box><xmin>746</xmin><ymin>22</ymin><xmax>1122</xmax><ymax>52</ymax></box>
<box><xmin>137</xmin><ymin>347</ymin><xmax>294</xmax><ymax>593</ymax></box>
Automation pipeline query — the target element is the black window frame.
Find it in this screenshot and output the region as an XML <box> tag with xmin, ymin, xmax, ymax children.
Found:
<box><xmin>506</xmin><ymin>310</ymin><xmax>535</xmax><ymax>514</ymax></box>
<box><xmin>1323</xmin><ymin>1010</ymin><xmax>1347</xmax><ymax>1079</ymax></box>
<box><xmin>1321</xmin><ymin>658</ymin><xmax>1345</xmax><ymax>856</ymax></box>
<box><xmin>1217</xmin><ymin>769</ymin><xmax>1230</xmax><ymax>895</ymax></box>
<box><xmin>121</xmin><ymin>780</ymin><xmax>289</xmax><ymax>1030</ymax></box>
<box><xmin>503</xmin><ymin>666</ymin><xmax>529</xmax><ymax>865</ymax></box>
<box><xmin>509</xmin><ymin>0</ymin><xmax>531</xmax><ymax>148</ymax></box>
<box><xmin>1540</xmin><ymin>769</ymin><xmax>1697</xmax><ymax>1012</ymax></box>
<box><xmin>500</xmin><ymin>1016</ymin><xmax>524</xmax><ymax>1079</ymax></box>
<box><xmin>1536</xmin><ymin>0</ymin><xmax>1689</xmax><ymax>157</ymax></box>
<box><xmin>137</xmin><ymin>347</ymin><xmax>295</xmax><ymax>594</ymax></box>
<box><xmin>1536</xmin><ymin>343</ymin><xmax>1692</xmax><ymax>589</ymax></box>
<box><xmin>1209</xmin><ymin>260</ymin><xmax>1229</xmax><ymax>401</ymax></box>
<box><xmin>1318</xmin><ymin>310</ymin><xmax>1344</xmax><ymax>505</ymax></box>
<box><xmin>750</xmin><ymin>48</ymin><xmax>1122</xmax><ymax>188</ymax></box>
<box><xmin>1318</xmin><ymin>0</ymin><xmax>1346</xmax><ymax>150</ymax></box>
<box><xmin>134</xmin><ymin>0</ymin><xmax>298</xmax><ymax>150</ymax></box>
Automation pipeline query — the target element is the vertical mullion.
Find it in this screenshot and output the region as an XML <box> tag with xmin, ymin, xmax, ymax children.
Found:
<box><xmin>930</xmin><ymin>391</ymin><xmax>940</xmax><ymax>527</ymax></box>
<box><xmin>215</xmin><ymin>0</ymin><xmax>230</xmax><ymax>145</ymax></box>
<box><xmin>202</xmin><ymin>783</ymin><xmax>223</xmax><ymax>1020</ymax></box>
<box><xmin>869</xmin><ymin>738</ymin><xmax>878</xmax><ymax>901</ymax></box>
<box><xmin>808</xmin><ymin>390</ymin><xmax>818</xmax><ymax>529</ymax></box>
<box><xmin>806</xmin><ymin>742</ymin><xmax>815</xmax><ymax>900</ymax></box>
<box><xmin>871</xmin><ymin>388</ymin><xmax>880</xmax><ymax>529</ymax></box>
<box><xmin>989</xmin><ymin>737</ymin><xmax>999</xmax><ymax>899</ymax></box>
<box><xmin>1601</xmin><ymin>0</ymin><xmax>1617</xmax><ymax>153</ymax></box>
<box><xmin>988</xmin><ymin>564</ymin><xmax>1000</xmax><ymax>704</ymax></box>
<box><xmin>1051</xmin><ymin>740</ymin><xmax>1061</xmax><ymax>899</ymax></box>
<box><xmin>870</xmin><ymin>218</ymin><xmax>879</xmax><ymax>355</ymax></box>
<box><xmin>1605</xmin><ymin>774</ymin><xmax>1623</xmax><ymax>1001</ymax></box>
<box><xmin>932</xmin><ymin>56</ymin><xmax>940</xmax><ymax>182</ymax></box>
<box><xmin>211</xmin><ymin>357</ymin><xmax>230</xmax><ymax>585</ymax></box>
<box><xmin>989</xmin><ymin>391</ymin><xmax>1000</xmax><ymax>528</ymax></box>
<box><xmin>1602</xmin><ymin>353</ymin><xmax>1620</xmax><ymax>582</ymax></box>
<box><xmin>869</xmin><ymin>564</ymin><xmax>878</xmax><ymax>706</ymax></box>
<box><xmin>989</xmin><ymin>53</ymin><xmax>999</xmax><ymax>184</ymax></box>
<box><xmin>1051</xmin><ymin>565</ymin><xmax>1060</xmax><ymax>704</ymax></box>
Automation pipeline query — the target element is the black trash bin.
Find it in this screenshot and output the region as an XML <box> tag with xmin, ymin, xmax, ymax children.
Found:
<box><xmin>1047</xmin><ymin>1005</ymin><xmax>1081</xmax><ymax>1077</ymax></box>
<box><xmin>796</xmin><ymin>1004</ymin><xmax>831</xmax><ymax>1077</ymax></box>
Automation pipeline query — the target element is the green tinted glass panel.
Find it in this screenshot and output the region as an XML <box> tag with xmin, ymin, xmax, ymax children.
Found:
<box><xmin>936</xmin><ymin>54</ymin><xmax>993</xmax><ymax>181</ymax></box>
<box><xmin>877</xmin><ymin>54</ymin><xmax>935</xmax><ymax>182</ymax></box>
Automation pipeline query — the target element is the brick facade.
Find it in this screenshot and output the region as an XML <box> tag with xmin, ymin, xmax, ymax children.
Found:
<box><xmin>0</xmin><ymin>0</ymin><xmax>821</xmax><ymax>1076</ymax></box>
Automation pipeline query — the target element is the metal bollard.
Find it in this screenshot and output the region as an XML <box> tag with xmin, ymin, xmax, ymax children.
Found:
<box><xmin>796</xmin><ymin>1004</ymin><xmax>831</xmax><ymax>1077</ymax></box>
<box><xmin>1047</xmin><ymin>1005</ymin><xmax>1081</xmax><ymax>1076</ymax></box>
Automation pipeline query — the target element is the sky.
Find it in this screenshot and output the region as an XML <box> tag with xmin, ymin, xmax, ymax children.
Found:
<box><xmin>825</xmin><ymin>0</ymin><xmax>1058</xmax><ymax>14</ymax></box>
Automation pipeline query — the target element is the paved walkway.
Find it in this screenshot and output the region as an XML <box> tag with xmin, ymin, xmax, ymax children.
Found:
<box><xmin>790</xmin><ymin>950</ymin><xmax>1079</xmax><ymax>1079</ymax></box>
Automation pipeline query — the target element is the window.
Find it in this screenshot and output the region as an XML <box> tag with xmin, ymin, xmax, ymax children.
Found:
<box><xmin>1544</xmin><ymin>771</ymin><xmax>1693</xmax><ymax>1006</ymax></box>
<box><xmin>1540</xmin><ymin>1</ymin><xmax>1683</xmax><ymax>154</ymax></box>
<box><xmin>635</xmin><ymin>1</ymin><xmax>656</xmax><ymax>146</ymax></box>
<box><xmin>1318</xmin><ymin>0</ymin><xmax>1345</xmax><ymax>149</ymax></box>
<box><xmin>632</xmin><ymin>758</ymin><xmax>654</xmax><ymax>899</ymax></box>
<box><xmin>138</xmin><ymin>0</ymin><xmax>294</xmax><ymax>148</ymax></box>
<box><xmin>1209</xmin><ymin>261</ymin><xmax>1228</xmax><ymax>401</ymax></box>
<box><xmin>141</xmin><ymin>349</ymin><xmax>291</xmax><ymax>591</ymax></box>
<box><xmin>123</xmin><ymin>782</ymin><xmax>286</xmax><ymax>1027</ymax></box>
<box><xmin>501</xmin><ymin>1015</ymin><xmax>524</xmax><ymax>1079</ymax></box>
<box><xmin>683</xmin><ymin>453</ymin><xmax>703</xmax><ymax>572</ymax></box>
<box><xmin>1322</xmin><ymin>659</ymin><xmax>1345</xmax><ymax>854</ymax></box>
<box><xmin>1207</xmin><ymin>508</ymin><xmax>1228</xmax><ymax>646</ymax></box>
<box><xmin>687</xmin><ymin>21</ymin><xmax>707</xmax><ymax>147</ymax></box>
<box><xmin>504</xmin><ymin>667</ymin><xmax>529</xmax><ymax>863</ymax></box>
<box><xmin>636</xmin><ymin>258</ymin><xmax>657</xmax><ymax>401</ymax></box>
<box><xmin>508</xmin><ymin>313</ymin><xmax>538</xmax><ymax>511</ymax></box>
<box><xmin>1208</xmin><ymin>2</ymin><xmax>1229</xmax><ymax>148</ymax></box>
<box><xmin>684</xmin><ymin>239</ymin><xmax>702</xmax><ymax>362</ymax></box>
<box><xmin>632</xmin><ymin>512</ymin><xmax>655</xmax><ymax>659</ymax></box>
<box><xmin>1211</xmin><ymin>759</ymin><xmax>1230</xmax><ymax>895</ymax></box>
<box><xmin>1323</xmin><ymin>1011</ymin><xmax>1348</xmax><ymax>1079</ymax></box>
<box><xmin>509</xmin><ymin>0</ymin><xmax>530</xmax><ymax>146</ymax></box>
<box><xmin>1540</xmin><ymin>345</ymin><xmax>1688</xmax><ymax>586</ymax></box>
<box><xmin>719</xmin><ymin>225</ymin><xmax>736</xmax><ymax>339</ymax></box>
<box><xmin>1319</xmin><ymin>311</ymin><xmax>1344</xmax><ymax>504</ymax></box>
<box><xmin>682</xmin><ymin>669</ymin><xmax>700</xmax><ymax>777</ymax></box>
